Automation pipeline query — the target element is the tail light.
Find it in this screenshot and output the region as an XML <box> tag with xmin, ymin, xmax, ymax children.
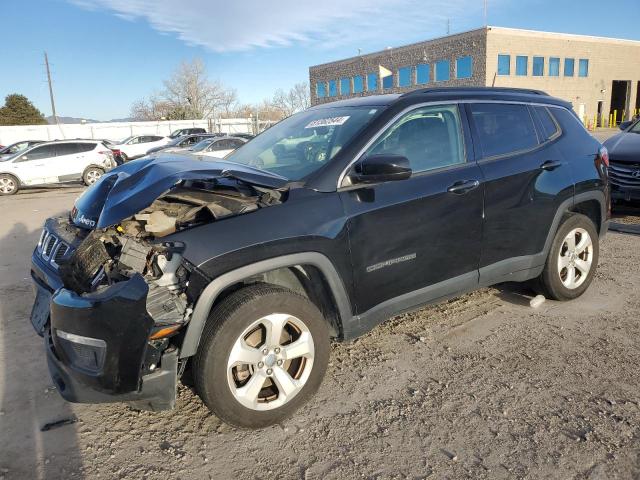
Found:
<box><xmin>598</xmin><ymin>146</ymin><xmax>609</xmax><ymax>167</ymax></box>
<box><xmin>111</xmin><ymin>149</ymin><xmax>121</xmax><ymax>156</ymax></box>
<box><xmin>99</xmin><ymin>150</ymin><xmax>113</xmax><ymax>157</ymax></box>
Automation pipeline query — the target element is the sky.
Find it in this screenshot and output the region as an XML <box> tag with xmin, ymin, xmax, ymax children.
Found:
<box><xmin>0</xmin><ymin>0</ymin><xmax>639</xmax><ymax>121</ymax></box>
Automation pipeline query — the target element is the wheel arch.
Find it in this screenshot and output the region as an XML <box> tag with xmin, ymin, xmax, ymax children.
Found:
<box><xmin>0</xmin><ymin>171</ymin><xmax>22</xmax><ymax>186</ymax></box>
<box><xmin>180</xmin><ymin>252</ymin><xmax>352</xmax><ymax>359</ymax></box>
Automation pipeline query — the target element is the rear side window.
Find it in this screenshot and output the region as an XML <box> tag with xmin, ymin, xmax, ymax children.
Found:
<box><xmin>77</xmin><ymin>143</ymin><xmax>97</xmax><ymax>153</ymax></box>
<box><xmin>55</xmin><ymin>143</ymin><xmax>81</xmax><ymax>156</ymax></box>
<box><xmin>470</xmin><ymin>103</ymin><xmax>538</xmax><ymax>158</ymax></box>
<box><xmin>534</xmin><ymin>106</ymin><xmax>561</xmax><ymax>141</ymax></box>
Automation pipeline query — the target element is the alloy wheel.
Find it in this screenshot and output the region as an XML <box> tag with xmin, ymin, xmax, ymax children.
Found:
<box><xmin>86</xmin><ymin>169</ymin><xmax>102</xmax><ymax>185</ymax></box>
<box><xmin>0</xmin><ymin>177</ymin><xmax>16</xmax><ymax>194</ymax></box>
<box><xmin>227</xmin><ymin>313</ymin><xmax>315</xmax><ymax>411</ymax></box>
<box><xmin>557</xmin><ymin>227</ymin><xmax>593</xmax><ymax>289</ymax></box>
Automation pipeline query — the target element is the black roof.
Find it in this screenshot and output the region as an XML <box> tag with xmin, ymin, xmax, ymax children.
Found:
<box><xmin>312</xmin><ymin>87</ymin><xmax>570</xmax><ymax>110</ymax></box>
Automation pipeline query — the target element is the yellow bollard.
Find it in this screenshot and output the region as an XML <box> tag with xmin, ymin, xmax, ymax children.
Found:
<box><xmin>593</xmin><ymin>113</ymin><xmax>597</xmax><ymax>129</ymax></box>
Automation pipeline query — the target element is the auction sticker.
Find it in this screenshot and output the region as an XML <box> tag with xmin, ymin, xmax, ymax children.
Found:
<box><xmin>305</xmin><ymin>116</ymin><xmax>350</xmax><ymax>128</ymax></box>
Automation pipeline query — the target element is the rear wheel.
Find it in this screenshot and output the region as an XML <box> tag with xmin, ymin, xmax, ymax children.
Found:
<box><xmin>193</xmin><ymin>284</ymin><xmax>330</xmax><ymax>429</ymax></box>
<box><xmin>536</xmin><ymin>214</ymin><xmax>599</xmax><ymax>300</ymax></box>
<box><xmin>0</xmin><ymin>174</ymin><xmax>19</xmax><ymax>195</ymax></box>
<box><xmin>83</xmin><ymin>167</ymin><xmax>103</xmax><ymax>186</ymax></box>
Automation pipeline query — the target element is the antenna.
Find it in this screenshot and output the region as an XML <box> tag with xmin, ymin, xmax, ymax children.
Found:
<box><xmin>44</xmin><ymin>52</ymin><xmax>58</xmax><ymax>125</ymax></box>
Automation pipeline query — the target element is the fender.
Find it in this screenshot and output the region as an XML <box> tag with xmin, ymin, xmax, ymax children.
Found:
<box><xmin>179</xmin><ymin>252</ymin><xmax>353</xmax><ymax>358</ymax></box>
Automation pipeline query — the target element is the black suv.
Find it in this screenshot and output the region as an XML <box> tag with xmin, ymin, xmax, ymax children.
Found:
<box><xmin>168</xmin><ymin>127</ymin><xmax>207</xmax><ymax>139</ymax></box>
<box><xmin>30</xmin><ymin>88</ymin><xmax>609</xmax><ymax>428</ymax></box>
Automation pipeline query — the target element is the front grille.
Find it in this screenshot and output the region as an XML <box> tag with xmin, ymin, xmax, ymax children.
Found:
<box><xmin>609</xmin><ymin>160</ymin><xmax>640</xmax><ymax>189</ymax></box>
<box><xmin>37</xmin><ymin>229</ymin><xmax>73</xmax><ymax>269</ymax></box>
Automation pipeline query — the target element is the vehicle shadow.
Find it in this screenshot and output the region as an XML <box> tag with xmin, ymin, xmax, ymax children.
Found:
<box><xmin>492</xmin><ymin>281</ymin><xmax>538</xmax><ymax>307</ymax></box>
<box><xmin>0</xmin><ymin>222</ymin><xmax>85</xmax><ymax>479</ymax></box>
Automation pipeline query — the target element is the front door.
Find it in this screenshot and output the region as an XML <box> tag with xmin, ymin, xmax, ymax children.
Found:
<box><xmin>340</xmin><ymin>103</ymin><xmax>483</xmax><ymax>319</ymax></box>
<box><xmin>11</xmin><ymin>144</ymin><xmax>60</xmax><ymax>185</ymax></box>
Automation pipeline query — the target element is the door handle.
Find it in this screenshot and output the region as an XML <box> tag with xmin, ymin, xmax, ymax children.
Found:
<box><xmin>447</xmin><ymin>179</ymin><xmax>480</xmax><ymax>194</ymax></box>
<box><xmin>540</xmin><ymin>160</ymin><xmax>562</xmax><ymax>171</ymax></box>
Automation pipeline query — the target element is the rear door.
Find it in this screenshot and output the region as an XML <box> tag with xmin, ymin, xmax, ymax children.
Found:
<box><xmin>340</xmin><ymin>103</ymin><xmax>484</xmax><ymax>317</ymax></box>
<box><xmin>467</xmin><ymin>102</ymin><xmax>573</xmax><ymax>282</ymax></box>
<box><xmin>54</xmin><ymin>143</ymin><xmax>88</xmax><ymax>180</ymax></box>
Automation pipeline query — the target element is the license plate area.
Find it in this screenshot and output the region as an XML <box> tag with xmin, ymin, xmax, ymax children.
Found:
<box><xmin>31</xmin><ymin>286</ymin><xmax>52</xmax><ymax>336</ymax></box>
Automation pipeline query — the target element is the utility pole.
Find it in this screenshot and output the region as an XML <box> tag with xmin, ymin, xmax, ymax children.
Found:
<box><xmin>484</xmin><ymin>0</ymin><xmax>488</xmax><ymax>26</ymax></box>
<box><xmin>44</xmin><ymin>52</ymin><xmax>58</xmax><ymax>125</ymax></box>
<box><xmin>447</xmin><ymin>19</ymin><xmax>450</xmax><ymax>35</ymax></box>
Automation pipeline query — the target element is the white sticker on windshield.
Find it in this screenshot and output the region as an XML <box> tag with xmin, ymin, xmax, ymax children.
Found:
<box><xmin>305</xmin><ymin>116</ymin><xmax>350</xmax><ymax>129</ymax></box>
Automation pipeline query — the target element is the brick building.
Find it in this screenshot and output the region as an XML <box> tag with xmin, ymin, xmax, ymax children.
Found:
<box><xmin>309</xmin><ymin>26</ymin><xmax>640</xmax><ymax>125</ymax></box>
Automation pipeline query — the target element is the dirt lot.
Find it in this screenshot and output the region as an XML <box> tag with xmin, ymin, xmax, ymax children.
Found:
<box><xmin>1</xmin><ymin>185</ymin><xmax>640</xmax><ymax>480</ymax></box>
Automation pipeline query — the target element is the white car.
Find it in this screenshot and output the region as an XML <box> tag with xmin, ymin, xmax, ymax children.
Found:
<box><xmin>111</xmin><ymin>135</ymin><xmax>170</xmax><ymax>161</ymax></box>
<box><xmin>189</xmin><ymin>137</ymin><xmax>247</xmax><ymax>159</ymax></box>
<box><xmin>0</xmin><ymin>140</ymin><xmax>116</xmax><ymax>195</ymax></box>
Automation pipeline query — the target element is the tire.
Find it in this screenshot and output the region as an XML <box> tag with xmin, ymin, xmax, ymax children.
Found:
<box><xmin>83</xmin><ymin>167</ymin><xmax>104</xmax><ymax>186</ymax></box>
<box><xmin>0</xmin><ymin>174</ymin><xmax>19</xmax><ymax>195</ymax></box>
<box><xmin>193</xmin><ymin>283</ymin><xmax>330</xmax><ymax>429</ymax></box>
<box><xmin>536</xmin><ymin>214</ymin><xmax>599</xmax><ymax>301</ymax></box>
<box><xmin>120</xmin><ymin>153</ymin><xmax>129</xmax><ymax>162</ymax></box>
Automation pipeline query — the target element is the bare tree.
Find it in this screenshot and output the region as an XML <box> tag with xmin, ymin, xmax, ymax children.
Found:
<box><xmin>272</xmin><ymin>82</ymin><xmax>310</xmax><ymax>117</ymax></box>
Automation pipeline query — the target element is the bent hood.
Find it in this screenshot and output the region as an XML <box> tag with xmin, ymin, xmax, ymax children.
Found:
<box><xmin>71</xmin><ymin>155</ymin><xmax>288</xmax><ymax>229</ymax></box>
<box><xmin>604</xmin><ymin>132</ymin><xmax>640</xmax><ymax>163</ymax></box>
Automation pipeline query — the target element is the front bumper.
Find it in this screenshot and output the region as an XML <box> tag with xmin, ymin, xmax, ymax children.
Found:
<box><xmin>611</xmin><ymin>184</ymin><xmax>640</xmax><ymax>202</ymax></box>
<box><xmin>31</xmin><ymin>251</ymin><xmax>179</xmax><ymax>411</ymax></box>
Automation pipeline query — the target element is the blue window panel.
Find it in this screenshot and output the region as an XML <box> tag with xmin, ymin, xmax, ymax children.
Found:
<box><xmin>548</xmin><ymin>57</ymin><xmax>560</xmax><ymax>77</ymax></box>
<box><xmin>340</xmin><ymin>77</ymin><xmax>351</xmax><ymax>95</ymax></box>
<box><xmin>579</xmin><ymin>59</ymin><xmax>589</xmax><ymax>77</ymax></box>
<box><xmin>316</xmin><ymin>82</ymin><xmax>326</xmax><ymax>98</ymax></box>
<box><xmin>382</xmin><ymin>74</ymin><xmax>394</xmax><ymax>89</ymax></box>
<box><xmin>416</xmin><ymin>63</ymin><xmax>430</xmax><ymax>84</ymax></box>
<box><xmin>532</xmin><ymin>56</ymin><xmax>544</xmax><ymax>76</ymax></box>
<box><xmin>516</xmin><ymin>56</ymin><xmax>528</xmax><ymax>76</ymax></box>
<box><xmin>367</xmin><ymin>73</ymin><xmax>378</xmax><ymax>91</ymax></box>
<box><xmin>497</xmin><ymin>54</ymin><xmax>510</xmax><ymax>75</ymax></box>
<box><xmin>456</xmin><ymin>56</ymin><xmax>472</xmax><ymax>79</ymax></box>
<box><xmin>435</xmin><ymin>60</ymin><xmax>450</xmax><ymax>82</ymax></box>
<box><xmin>328</xmin><ymin>80</ymin><xmax>337</xmax><ymax>97</ymax></box>
<box><xmin>353</xmin><ymin>75</ymin><xmax>364</xmax><ymax>93</ymax></box>
<box><xmin>564</xmin><ymin>58</ymin><xmax>575</xmax><ymax>77</ymax></box>
<box><xmin>398</xmin><ymin>66</ymin><xmax>412</xmax><ymax>87</ymax></box>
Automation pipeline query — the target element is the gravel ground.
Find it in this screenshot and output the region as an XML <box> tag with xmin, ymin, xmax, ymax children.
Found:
<box><xmin>1</xmin><ymin>186</ymin><xmax>640</xmax><ymax>480</ymax></box>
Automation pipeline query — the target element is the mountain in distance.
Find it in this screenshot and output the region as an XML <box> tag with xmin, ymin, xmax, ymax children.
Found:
<box><xmin>46</xmin><ymin>116</ymin><xmax>135</xmax><ymax>124</ymax></box>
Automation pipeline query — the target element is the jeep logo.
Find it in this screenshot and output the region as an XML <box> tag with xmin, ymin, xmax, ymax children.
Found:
<box><xmin>76</xmin><ymin>214</ymin><xmax>96</xmax><ymax>228</ymax></box>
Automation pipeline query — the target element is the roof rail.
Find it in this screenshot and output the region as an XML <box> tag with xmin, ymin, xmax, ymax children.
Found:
<box><xmin>401</xmin><ymin>86</ymin><xmax>550</xmax><ymax>97</ymax></box>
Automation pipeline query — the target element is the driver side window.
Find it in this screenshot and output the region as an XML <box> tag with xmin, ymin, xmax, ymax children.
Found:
<box><xmin>367</xmin><ymin>104</ymin><xmax>465</xmax><ymax>173</ymax></box>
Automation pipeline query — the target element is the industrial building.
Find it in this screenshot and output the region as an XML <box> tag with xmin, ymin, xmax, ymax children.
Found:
<box><xmin>309</xmin><ymin>26</ymin><xmax>640</xmax><ymax>126</ymax></box>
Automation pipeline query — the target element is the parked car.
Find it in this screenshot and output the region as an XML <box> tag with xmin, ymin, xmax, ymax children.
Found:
<box><xmin>109</xmin><ymin>135</ymin><xmax>170</xmax><ymax>162</ymax></box>
<box><xmin>231</xmin><ymin>133</ymin><xmax>255</xmax><ymax>141</ymax></box>
<box><xmin>30</xmin><ymin>88</ymin><xmax>609</xmax><ymax>429</ymax></box>
<box><xmin>169</xmin><ymin>127</ymin><xmax>207</xmax><ymax>139</ymax></box>
<box><xmin>0</xmin><ymin>140</ymin><xmax>44</xmax><ymax>159</ymax></box>
<box><xmin>190</xmin><ymin>136</ymin><xmax>246</xmax><ymax>159</ymax></box>
<box><xmin>147</xmin><ymin>133</ymin><xmax>217</xmax><ymax>154</ymax></box>
<box><xmin>604</xmin><ymin>118</ymin><xmax>640</xmax><ymax>203</ymax></box>
<box><xmin>0</xmin><ymin>140</ymin><xmax>116</xmax><ymax>195</ymax></box>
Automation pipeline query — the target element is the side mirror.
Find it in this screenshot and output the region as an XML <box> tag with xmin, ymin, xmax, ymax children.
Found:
<box><xmin>619</xmin><ymin>120</ymin><xmax>633</xmax><ymax>131</ymax></box>
<box><xmin>351</xmin><ymin>154</ymin><xmax>412</xmax><ymax>184</ymax></box>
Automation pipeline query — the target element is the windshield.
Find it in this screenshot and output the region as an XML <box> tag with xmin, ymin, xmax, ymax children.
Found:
<box><xmin>191</xmin><ymin>139</ymin><xmax>215</xmax><ymax>152</ymax></box>
<box><xmin>225</xmin><ymin>106</ymin><xmax>383</xmax><ymax>180</ymax></box>
<box><xmin>119</xmin><ymin>136</ymin><xmax>134</xmax><ymax>144</ymax></box>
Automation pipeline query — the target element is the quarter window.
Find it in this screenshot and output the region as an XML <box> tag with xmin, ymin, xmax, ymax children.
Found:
<box><xmin>340</xmin><ymin>77</ymin><xmax>351</xmax><ymax>95</ymax></box>
<box><xmin>316</xmin><ymin>82</ymin><xmax>327</xmax><ymax>98</ymax></box>
<box><xmin>578</xmin><ymin>59</ymin><xmax>589</xmax><ymax>77</ymax></box>
<box><xmin>516</xmin><ymin>56</ymin><xmax>528</xmax><ymax>76</ymax></box>
<box><xmin>564</xmin><ymin>58</ymin><xmax>574</xmax><ymax>77</ymax></box>
<box><xmin>534</xmin><ymin>106</ymin><xmax>560</xmax><ymax>141</ymax></box>
<box><xmin>367</xmin><ymin>73</ymin><xmax>378</xmax><ymax>91</ymax></box>
<box><xmin>435</xmin><ymin>60</ymin><xmax>450</xmax><ymax>81</ymax></box>
<box><xmin>497</xmin><ymin>54</ymin><xmax>510</xmax><ymax>75</ymax></box>
<box><xmin>365</xmin><ymin>104</ymin><xmax>465</xmax><ymax>173</ymax></box>
<box><xmin>416</xmin><ymin>63</ymin><xmax>430</xmax><ymax>84</ymax></box>
<box><xmin>470</xmin><ymin>103</ymin><xmax>539</xmax><ymax>158</ymax></box>
<box><xmin>532</xmin><ymin>56</ymin><xmax>544</xmax><ymax>76</ymax></box>
<box><xmin>398</xmin><ymin>66</ymin><xmax>412</xmax><ymax>87</ymax></box>
<box><xmin>456</xmin><ymin>56</ymin><xmax>472</xmax><ymax>79</ymax></box>
<box><xmin>353</xmin><ymin>75</ymin><xmax>364</xmax><ymax>93</ymax></box>
<box><xmin>549</xmin><ymin>57</ymin><xmax>560</xmax><ymax>76</ymax></box>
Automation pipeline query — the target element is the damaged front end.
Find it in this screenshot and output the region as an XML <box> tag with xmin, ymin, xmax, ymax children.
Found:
<box><xmin>31</xmin><ymin>157</ymin><xmax>288</xmax><ymax>410</ymax></box>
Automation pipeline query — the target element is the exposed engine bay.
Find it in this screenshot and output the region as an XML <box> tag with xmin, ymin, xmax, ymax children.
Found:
<box><xmin>58</xmin><ymin>179</ymin><xmax>286</xmax><ymax>327</ymax></box>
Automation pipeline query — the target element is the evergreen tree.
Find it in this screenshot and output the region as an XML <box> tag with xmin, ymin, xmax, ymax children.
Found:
<box><xmin>0</xmin><ymin>94</ymin><xmax>48</xmax><ymax>126</ymax></box>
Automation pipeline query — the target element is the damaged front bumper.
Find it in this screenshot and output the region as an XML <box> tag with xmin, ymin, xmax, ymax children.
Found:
<box><xmin>31</xmin><ymin>251</ymin><xmax>182</xmax><ymax>411</ymax></box>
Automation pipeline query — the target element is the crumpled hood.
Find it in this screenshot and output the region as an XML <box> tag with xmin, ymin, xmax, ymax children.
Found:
<box><xmin>71</xmin><ymin>155</ymin><xmax>288</xmax><ymax>229</ymax></box>
<box><xmin>603</xmin><ymin>132</ymin><xmax>640</xmax><ymax>163</ymax></box>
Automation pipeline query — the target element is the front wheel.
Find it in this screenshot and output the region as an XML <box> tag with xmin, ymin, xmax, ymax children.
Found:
<box><xmin>536</xmin><ymin>214</ymin><xmax>599</xmax><ymax>300</ymax></box>
<box><xmin>0</xmin><ymin>174</ymin><xmax>19</xmax><ymax>195</ymax></box>
<box><xmin>193</xmin><ymin>284</ymin><xmax>330</xmax><ymax>429</ymax></box>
